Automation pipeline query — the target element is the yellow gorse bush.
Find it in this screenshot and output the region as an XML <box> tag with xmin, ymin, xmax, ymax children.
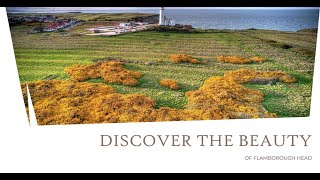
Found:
<box><xmin>279</xmin><ymin>75</ymin><xmax>297</xmax><ymax>83</ymax></box>
<box><xmin>185</xmin><ymin>76</ymin><xmax>275</xmax><ymax>119</ymax></box>
<box><xmin>216</xmin><ymin>55</ymin><xmax>266</xmax><ymax>64</ymax></box>
<box><xmin>22</xmin><ymin>60</ymin><xmax>297</xmax><ymax>125</ymax></box>
<box><xmin>224</xmin><ymin>68</ymin><xmax>297</xmax><ymax>84</ymax></box>
<box><xmin>168</xmin><ymin>54</ymin><xmax>201</xmax><ymax>64</ymax></box>
<box><xmin>250</xmin><ymin>56</ymin><xmax>266</xmax><ymax>62</ymax></box>
<box><xmin>160</xmin><ymin>79</ymin><xmax>180</xmax><ymax>90</ymax></box>
<box><xmin>24</xmin><ymin>74</ymin><xmax>296</xmax><ymax>125</ymax></box>
<box><xmin>65</xmin><ymin>61</ymin><xmax>142</xmax><ymax>86</ymax></box>
<box><xmin>22</xmin><ymin>80</ymin><xmax>223</xmax><ymax>125</ymax></box>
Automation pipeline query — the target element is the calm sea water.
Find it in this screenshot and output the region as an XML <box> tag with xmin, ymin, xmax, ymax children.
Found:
<box><xmin>6</xmin><ymin>7</ymin><xmax>320</xmax><ymax>31</ymax></box>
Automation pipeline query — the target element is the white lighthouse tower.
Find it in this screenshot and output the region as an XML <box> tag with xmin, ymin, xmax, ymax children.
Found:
<box><xmin>159</xmin><ymin>7</ymin><xmax>165</xmax><ymax>25</ymax></box>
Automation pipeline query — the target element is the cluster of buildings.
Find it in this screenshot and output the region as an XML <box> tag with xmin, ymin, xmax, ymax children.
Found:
<box><xmin>7</xmin><ymin>14</ymin><xmax>80</xmax><ymax>33</ymax></box>
<box><xmin>44</xmin><ymin>18</ymin><xmax>79</xmax><ymax>32</ymax></box>
<box><xmin>8</xmin><ymin>15</ymin><xmax>58</xmax><ymax>24</ymax></box>
<box><xmin>85</xmin><ymin>6</ymin><xmax>193</xmax><ymax>36</ymax></box>
<box><xmin>11</xmin><ymin>7</ymin><xmax>191</xmax><ymax>36</ymax></box>
<box><xmin>29</xmin><ymin>18</ymin><xmax>79</xmax><ymax>33</ymax></box>
<box><xmin>87</xmin><ymin>21</ymin><xmax>150</xmax><ymax>36</ymax></box>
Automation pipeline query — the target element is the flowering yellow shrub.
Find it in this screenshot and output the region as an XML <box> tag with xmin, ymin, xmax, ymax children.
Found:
<box><xmin>189</xmin><ymin>59</ymin><xmax>201</xmax><ymax>64</ymax></box>
<box><xmin>224</xmin><ymin>68</ymin><xmax>297</xmax><ymax>84</ymax></box>
<box><xmin>22</xmin><ymin>80</ymin><xmax>224</xmax><ymax>124</ymax></box>
<box><xmin>160</xmin><ymin>79</ymin><xmax>179</xmax><ymax>90</ymax></box>
<box><xmin>22</xmin><ymin>67</ymin><xmax>298</xmax><ymax>125</ymax></box>
<box><xmin>23</xmin><ymin>72</ymin><xmax>287</xmax><ymax>125</ymax></box>
<box><xmin>23</xmin><ymin>80</ymin><xmax>157</xmax><ymax>125</ymax></box>
<box><xmin>216</xmin><ymin>56</ymin><xmax>266</xmax><ymax>64</ymax></box>
<box><xmin>20</xmin><ymin>84</ymin><xmax>29</xmax><ymax>122</ymax></box>
<box><xmin>168</xmin><ymin>54</ymin><xmax>201</xmax><ymax>64</ymax></box>
<box><xmin>279</xmin><ymin>75</ymin><xmax>297</xmax><ymax>83</ymax></box>
<box><xmin>156</xmin><ymin>59</ymin><xmax>164</xmax><ymax>63</ymax></box>
<box><xmin>250</xmin><ymin>56</ymin><xmax>266</xmax><ymax>62</ymax></box>
<box><xmin>185</xmin><ymin>77</ymin><xmax>276</xmax><ymax>119</ymax></box>
<box><xmin>65</xmin><ymin>61</ymin><xmax>142</xmax><ymax>86</ymax></box>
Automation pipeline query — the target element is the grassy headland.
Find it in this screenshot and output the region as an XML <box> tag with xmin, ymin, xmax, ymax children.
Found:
<box><xmin>9</xmin><ymin>13</ymin><xmax>317</xmax><ymax>118</ymax></box>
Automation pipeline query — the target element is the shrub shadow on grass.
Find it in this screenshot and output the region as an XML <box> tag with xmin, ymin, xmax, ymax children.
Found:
<box><xmin>293</xmin><ymin>48</ymin><xmax>315</xmax><ymax>57</ymax></box>
<box><xmin>123</xmin><ymin>63</ymin><xmax>144</xmax><ymax>71</ymax></box>
<box><xmin>265</xmin><ymin>40</ymin><xmax>293</xmax><ymax>49</ymax></box>
<box><xmin>41</xmin><ymin>74</ymin><xmax>59</xmax><ymax>80</ymax></box>
<box><xmin>91</xmin><ymin>57</ymin><xmax>132</xmax><ymax>63</ymax></box>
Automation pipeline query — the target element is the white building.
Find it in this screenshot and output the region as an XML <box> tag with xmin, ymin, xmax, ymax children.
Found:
<box><xmin>159</xmin><ymin>7</ymin><xmax>175</xmax><ymax>26</ymax></box>
<box><xmin>119</xmin><ymin>22</ymin><xmax>131</xmax><ymax>28</ymax></box>
<box><xmin>159</xmin><ymin>7</ymin><xmax>165</xmax><ymax>25</ymax></box>
<box><xmin>165</xmin><ymin>19</ymin><xmax>175</xmax><ymax>26</ymax></box>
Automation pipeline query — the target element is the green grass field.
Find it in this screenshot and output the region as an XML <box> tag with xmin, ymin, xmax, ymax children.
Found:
<box><xmin>9</xmin><ymin>15</ymin><xmax>317</xmax><ymax>118</ymax></box>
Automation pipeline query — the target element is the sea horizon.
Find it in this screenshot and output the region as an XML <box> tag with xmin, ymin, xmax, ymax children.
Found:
<box><xmin>6</xmin><ymin>7</ymin><xmax>320</xmax><ymax>31</ymax></box>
